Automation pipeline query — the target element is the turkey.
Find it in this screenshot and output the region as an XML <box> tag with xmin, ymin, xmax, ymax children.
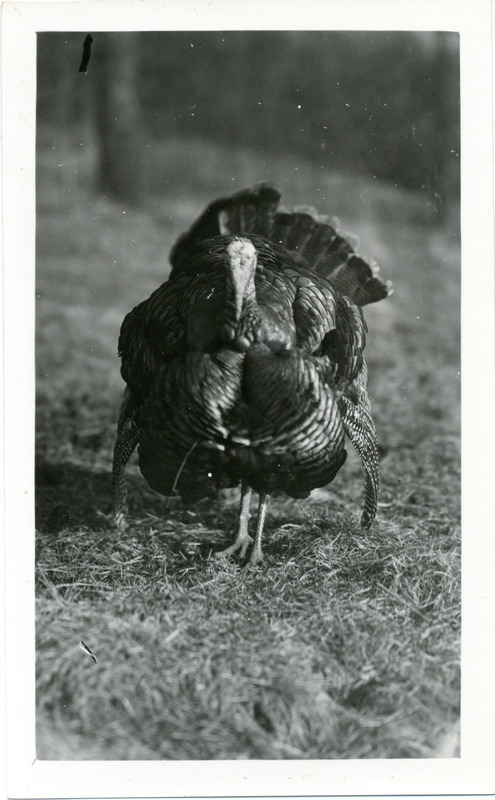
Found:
<box><xmin>112</xmin><ymin>184</ymin><xmax>391</xmax><ymax>565</ymax></box>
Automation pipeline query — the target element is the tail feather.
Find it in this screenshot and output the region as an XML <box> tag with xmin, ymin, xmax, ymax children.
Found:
<box><xmin>271</xmin><ymin>211</ymin><xmax>389</xmax><ymax>306</ymax></box>
<box><xmin>325</xmin><ymin>255</ymin><xmax>391</xmax><ymax>306</ymax></box>
<box><xmin>217</xmin><ymin>186</ymin><xmax>279</xmax><ymax>239</ymax></box>
<box><xmin>272</xmin><ymin>212</ymin><xmax>344</xmax><ymax>264</ymax></box>
<box><xmin>170</xmin><ymin>184</ymin><xmax>280</xmax><ymax>269</ymax></box>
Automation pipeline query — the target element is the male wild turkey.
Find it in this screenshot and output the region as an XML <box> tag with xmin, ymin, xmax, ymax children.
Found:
<box><xmin>113</xmin><ymin>185</ymin><xmax>391</xmax><ymax>565</ymax></box>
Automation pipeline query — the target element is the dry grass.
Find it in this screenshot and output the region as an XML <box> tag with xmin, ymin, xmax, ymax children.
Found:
<box><xmin>35</xmin><ymin>129</ymin><xmax>460</xmax><ymax>759</ymax></box>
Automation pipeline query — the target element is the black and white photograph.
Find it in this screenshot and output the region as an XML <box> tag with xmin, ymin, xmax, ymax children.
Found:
<box><xmin>35</xmin><ymin>26</ymin><xmax>461</xmax><ymax>759</ymax></box>
<box><xmin>2</xmin><ymin>0</ymin><xmax>495</xmax><ymax>797</ymax></box>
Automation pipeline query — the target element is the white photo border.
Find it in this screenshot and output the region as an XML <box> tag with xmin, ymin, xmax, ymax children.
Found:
<box><xmin>2</xmin><ymin>0</ymin><xmax>494</xmax><ymax>797</ymax></box>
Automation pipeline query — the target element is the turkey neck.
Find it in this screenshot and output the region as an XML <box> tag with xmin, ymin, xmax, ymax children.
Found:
<box><xmin>222</xmin><ymin>238</ymin><xmax>261</xmax><ymax>351</ymax></box>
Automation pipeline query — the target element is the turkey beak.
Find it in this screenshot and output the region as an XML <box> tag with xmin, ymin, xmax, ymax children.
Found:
<box><xmin>225</xmin><ymin>238</ymin><xmax>258</xmax><ymax>322</ymax></box>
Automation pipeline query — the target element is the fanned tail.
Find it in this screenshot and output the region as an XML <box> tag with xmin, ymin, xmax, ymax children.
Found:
<box><xmin>170</xmin><ymin>183</ymin><xmax>392</xmax><ymax>307</ymax></box>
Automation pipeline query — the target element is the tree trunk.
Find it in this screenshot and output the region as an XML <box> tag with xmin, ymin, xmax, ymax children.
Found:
<box><xmin>91</xmin><ymin>34</ymin><xmax>143</xmax><ymax>205</ymax></box>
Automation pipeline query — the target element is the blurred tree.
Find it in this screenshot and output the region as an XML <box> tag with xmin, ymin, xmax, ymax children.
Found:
<box><xmin>91</xmin><ymin>34</ymin><xmax>143</xmax><ymax>204</ymax></box>
<box><xmin>37</xmin><ymin>32</ymin><xmax>86</xmax><ymax>130</ymax></box>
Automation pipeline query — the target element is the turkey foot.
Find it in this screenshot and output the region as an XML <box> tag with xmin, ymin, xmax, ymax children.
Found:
<box><xmin>215</xmin><ymin>531</ymin><xmax>254</xmax><ymax>560</ymax></box>
<box><xmin>114</xmin><ymin>508</ymin><xmax>129</xmax><ymax>532</ymax></box>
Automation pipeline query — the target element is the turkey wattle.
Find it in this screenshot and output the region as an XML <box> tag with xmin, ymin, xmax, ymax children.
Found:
<box><xmin>112</xmin><ymin>184</ymin><xmax>391</xmax><ymax>565</ymax></box>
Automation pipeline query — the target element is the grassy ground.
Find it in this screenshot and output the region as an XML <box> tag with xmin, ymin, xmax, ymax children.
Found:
<box><xmin>35</xmin><ymin>128</ymin><xmax>461</xmax><ymax>759</ymax></box>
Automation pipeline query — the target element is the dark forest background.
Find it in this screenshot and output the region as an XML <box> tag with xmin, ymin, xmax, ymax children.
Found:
<box><xmin>37</xmin><ymin>31</ymin><xmax>459</xmax><ymax>219</ymax></box>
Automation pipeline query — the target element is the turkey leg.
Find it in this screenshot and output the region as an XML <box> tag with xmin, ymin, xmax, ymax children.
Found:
<box><xmin>215</xmin><ymin>480</ymin><xmax>253</xmax><ymax>558</ymax></box>
<box><xmin>248</xmin><ymin>492</ymin><xmax>270</xmax><ymax>566</ymax></box>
